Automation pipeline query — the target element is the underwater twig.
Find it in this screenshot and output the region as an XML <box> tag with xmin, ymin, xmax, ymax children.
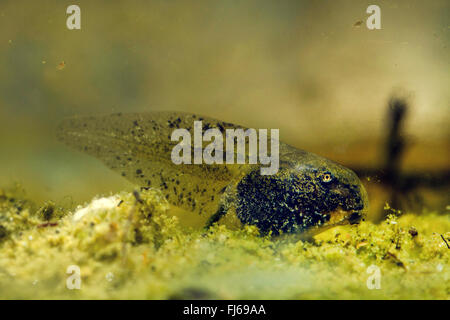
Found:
<box><xmin>384</xmin><ymin>97</ymin><xmax>406</xmax><ymax>183</ymax></box>
<box><xmin>440</xmin><ymin>234</ymin><xmax>449</xmax><ymax>249</ymax></box>
<box><xmin>351</xmin><ymin>96</ymin><xmax>449</xmax><ymax>216</ymax></box>
<box><xmin>382</xmin><ymin>97</ymin><xmax>411</xmax><ymax>213</ymax></box>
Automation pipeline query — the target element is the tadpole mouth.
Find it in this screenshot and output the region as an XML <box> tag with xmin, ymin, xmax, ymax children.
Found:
<box><xmin>322</xmin><ymin>206</ymin><xmax>365</xmax><ymax>229</ymax></box>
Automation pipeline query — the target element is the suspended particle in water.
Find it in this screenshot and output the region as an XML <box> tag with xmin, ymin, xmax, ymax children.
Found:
<box><xmin>57</xmin><ymin>61</ymin><xmax>66</xmax><ymax>70</ymax></box>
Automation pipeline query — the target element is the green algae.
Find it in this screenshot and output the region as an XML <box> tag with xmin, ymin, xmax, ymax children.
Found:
<box><xmin>0</xmin><ymin>187</ymin><xmax>448</xmax><ymax>299</ymax></box>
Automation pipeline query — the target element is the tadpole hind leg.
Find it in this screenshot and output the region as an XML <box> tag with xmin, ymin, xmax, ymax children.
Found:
<box><xmin>204</xmin><ymin>205</ymin><xmax>228</xmax><ymax>229</ymax></box>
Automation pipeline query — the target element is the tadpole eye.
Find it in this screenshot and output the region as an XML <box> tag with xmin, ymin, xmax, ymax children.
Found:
<box><xmin>322</xmin><ymin>173</ymin><xmax>332</xmax><ymax>183</ymax></box>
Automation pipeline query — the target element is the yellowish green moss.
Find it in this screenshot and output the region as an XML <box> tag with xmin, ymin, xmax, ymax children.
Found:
<box><xmin>0</xmin><ymin>187</ymin><xmax>448</xmax><ymax>299</ymax></box>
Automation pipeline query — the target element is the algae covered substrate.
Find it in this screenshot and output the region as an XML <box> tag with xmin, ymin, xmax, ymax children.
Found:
<box><xmin>0</xmin><ymin>186</ymin><xmax>448</xmax><ymax>299</ymax></box>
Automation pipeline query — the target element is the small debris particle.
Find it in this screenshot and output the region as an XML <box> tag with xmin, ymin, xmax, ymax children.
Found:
<box><xmin>408</xmin><ymin>227</ymin><xmax>418</xmax><ymax>237</ymax></box>
<box><xmin>105</xmin><ymin>272</ymin><xmax>114</xmax><ymax>282</ymax></box>
<box><xmin>356</xmin><ymin>241</ymin><xmax>368</xmax><ymax>249</ymax></box>
<box><xmin>57</xmin><ymin>61</ymin><xmax>66</xmax><ymax>70</ymax></box>
<box><xmin>37</xmin><ymin>222</ymin><xmax>58</xmax><ymax>228</ymax></box>
<box><xmin>353</xmin><ymin>20</ymin><xmax>363</xmax><ymax>28</ymax></box>
<box><xmin>385</xmin><ymin>252</ymin><xmax>406</xmax><ymax>270</ymax></box>
<box><xmin>133</xmin><ymin>190</ymin><xmax>143</xmax><ymax>203</ymax></box>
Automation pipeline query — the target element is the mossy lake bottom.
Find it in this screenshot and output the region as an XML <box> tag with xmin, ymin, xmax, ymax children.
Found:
<box><xmin>0</xmin><ymin>187</ymin><xmax>448</xmax><ymax>299</ymax></box>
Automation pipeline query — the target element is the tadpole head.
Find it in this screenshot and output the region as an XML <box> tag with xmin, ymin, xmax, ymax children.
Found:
<box><xmin>235</xmin><ymin>156</ymin><xmax>369</xmax><ymax>236</ymax></box>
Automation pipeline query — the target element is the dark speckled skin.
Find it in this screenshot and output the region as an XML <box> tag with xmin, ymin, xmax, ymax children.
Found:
<box><xmin>57</xmin><ymin>111</ymin><xmax>368</xmax><ymax>235</ymax></box>
<box><xmin>235</xmin><ymin>161</ymin><xmax>366</xmax><ymax>235</ymax></box>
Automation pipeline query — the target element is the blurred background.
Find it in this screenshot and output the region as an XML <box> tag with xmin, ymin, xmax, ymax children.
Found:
<box><xmin>0</xmin><ymin>0</ymin><xmax>448</xmax><ymax>221</ymax></box>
